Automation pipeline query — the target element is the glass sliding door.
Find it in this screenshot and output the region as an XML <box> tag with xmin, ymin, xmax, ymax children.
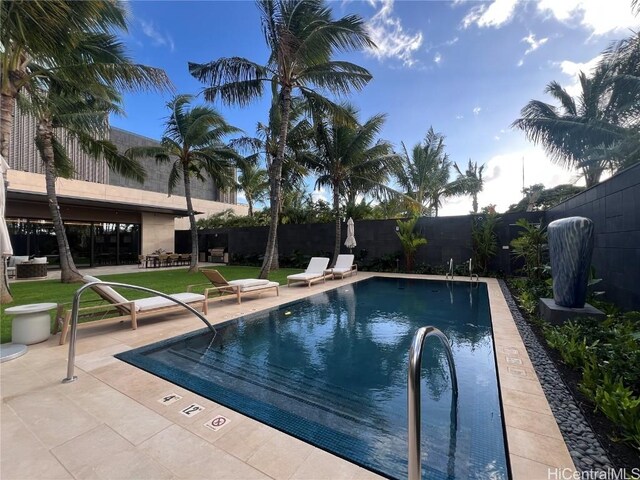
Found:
<box><xmin>65</xmin><ymin>222</ymin><xmax>92</xmax><ymax>267</ymax></box>
<box><xmin>119</xmin><ymin>223</ymin><xmax>140</xmax><ymax>265</ymax></box>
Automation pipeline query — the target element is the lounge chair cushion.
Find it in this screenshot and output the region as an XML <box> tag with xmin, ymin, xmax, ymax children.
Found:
<box><xmin>334</xmin><ymin>254</ymin><xmax>354</xmax><ymax>269</ymax></box>
<box><xmin>31</xmin><ymin>257</ymin><xmax>48</xmax><ymax>264</ymax></box>
<box><xmin>331</xmin><ymin>267</ymin><xmax>353</xmax><ymax>274</ymax></box>
<box><xmin>134</xmin><ymin>292</ymin><xmax>205</xmax><ymax>312</ymax></box>
<box><xmin>82</xmin><ymin>275</ymin><xmax>135</xmax><ymax>309</ymax></box>
<box><xmin>236</xmin><ymin>281</ymin><xmax>279</xmax><ymax>293</ymax></box>
<box><xmin>228</xmin><ymin>279</ymin><xmax>271</xmax><ymax>289</ymax></box>
<box><xmin>8</xmin><ymin>256</ymin><xmax>29</xmax><ymax>267</ymax></box>
<box><xmin>287</xmin><ymin>272</ymin><xmax>324</xmax><ymax>281</ymax></box>
<box><xmin>304</xmin><ymin>257</ymin><xmax>330</xmax><ymax>274</ymax></box>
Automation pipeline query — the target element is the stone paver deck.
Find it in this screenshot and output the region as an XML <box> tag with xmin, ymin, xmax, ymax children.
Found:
<box><xmin>1</xmin><ymin>273</ymin><xmax>575</xmax><ymax>479</ymax></box>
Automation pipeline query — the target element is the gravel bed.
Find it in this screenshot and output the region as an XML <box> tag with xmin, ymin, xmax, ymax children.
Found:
<box><xmin>498</xmin><ymin>279</ymin><xmax>613</xmax><ymax>472</ymax></box>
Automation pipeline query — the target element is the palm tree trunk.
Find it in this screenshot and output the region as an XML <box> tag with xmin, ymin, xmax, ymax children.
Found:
<box><xmin>332</xmin><ymin>183</ymin><xmax>341</xmax><ymax>267</ymax></box>
<box><xmin>183</xmin><ymin>164</ymin><xmax>199</xmax><ymax>273</ymax></box>
<box><xmin>1</xmin><ymin>161</ymin><xmax>13</xmax><ymax>303</ymax></box>
<box><xmin>38</xmin><ymin>119</ymin><xmax>82</xmax><ymax>283</ymax></box>
<box><xmin>1</xmin><ymin>90</ymin><xmax>18</xmax><ymax>302</ymax></box>
<box><xmin>472</xmin><ymin>193</ymin><xmax>478</xmax><ymax>214</ymax></box>
<box><xmin>247</xmin><ymin>194</ymin><xmax>253</xmax><ymax>217</ymax></box>
<box><xmin>259</xmin><ymin>86</ymin><xmax>292</xmax><ymax>279</ymax></box>
<box><xmin>0</xmin><ymin>92</ymin><xmax>16</xmax><ymax>160</ymax></box>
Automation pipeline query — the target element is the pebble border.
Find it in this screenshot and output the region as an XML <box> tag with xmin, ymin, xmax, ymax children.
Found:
<box><xmin>498</xmin><ymin>280</ymin><xmax>614</xmax><ymax>472</ymax></box>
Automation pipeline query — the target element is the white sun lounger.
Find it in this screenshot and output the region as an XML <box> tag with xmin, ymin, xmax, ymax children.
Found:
<box><xmin>325</xmin><ymin>254</ymin><xmax>357</xmax><ymax>279</ymax></box>
<box><xmin>56</xmin><ymin>275</ymin><xmax>208</xmax><ymax>345</ymax></box>
<box><xmin>287</xmin><ymin>257</ymin><xmax>330</xmax><ymax>287</ymax></box>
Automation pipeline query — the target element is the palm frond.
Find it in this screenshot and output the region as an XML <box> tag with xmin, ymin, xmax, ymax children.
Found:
<box><xmin>189</xmin><ymin>58</ymin><xmax>269</xmax><ymax>105</ymax></box>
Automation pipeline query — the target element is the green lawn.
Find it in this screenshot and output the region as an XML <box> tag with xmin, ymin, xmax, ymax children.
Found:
<box><xmin>1</xmin><ymin>266</ymin><xmax>300</xmax><ymax>344</ymax></box>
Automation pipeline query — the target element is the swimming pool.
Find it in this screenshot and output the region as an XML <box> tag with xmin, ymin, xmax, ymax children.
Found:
<box><xmin>117</xmin><ymin>276</ymin><xmax>509</xmax><ymax>479</ymax></box>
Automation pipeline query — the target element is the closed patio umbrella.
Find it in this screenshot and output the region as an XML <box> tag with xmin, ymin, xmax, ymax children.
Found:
<box><xmin>344</xmin><ymin>217</ymin><xmax>356</xmax><ymax>253</ymax></box>
<box><xmin>1</xmin><ymin>155</ymin><xmax>13</xmax><ymax>258</ymax></box>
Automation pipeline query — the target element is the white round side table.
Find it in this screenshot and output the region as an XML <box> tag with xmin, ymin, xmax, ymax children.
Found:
<box><xmin>6</xmin><ymin>302</ymin><xmax>57</xmax><ymax>345</ymax></box>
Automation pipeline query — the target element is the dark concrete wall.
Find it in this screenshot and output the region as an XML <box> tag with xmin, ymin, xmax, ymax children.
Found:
<box><xmin>178</xmin><ymin>165</ymin><xmax>639</xmax><ymax>309</ymax></box>
<box><xmin>547</xmin><ymin>163</ymin><xmax>640</xmax><ymax>311</ymax></box>
<box><xmin>179</xmin><ymin>211</ymin><xmax>543</xmax><ymax>274</ymax></box>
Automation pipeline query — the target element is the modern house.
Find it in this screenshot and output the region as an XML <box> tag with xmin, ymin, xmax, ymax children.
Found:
<box><xmin>5</xmin><ymin>114</ymin><xmax>247</xmax><ymax>268</ymax></box>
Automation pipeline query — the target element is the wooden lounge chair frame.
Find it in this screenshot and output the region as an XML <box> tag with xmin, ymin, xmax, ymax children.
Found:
<box><xmin>190</xmin><ymin>268</ymin><xmax>279</xmax><ymax>304</ymax></box>
<box><xmin>55</xmin><ymin>279</ymin><xmax>209</xmax><ymax>345</ymax></box>
<box><xmin>287</xmin><ymin>257</ymin><xmax>331</xmax><ymax>287</ymax></box>
<box><xmin>325</xmin><ymin>254</ymin><xmax>358</xmax><ymax>280</ymax></box>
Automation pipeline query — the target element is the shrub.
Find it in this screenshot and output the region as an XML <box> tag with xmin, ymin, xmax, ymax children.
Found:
<box><xmin>510</xmin><ymin>218</ymin><xmax>547</xmax><ymax>280</ymax></box>
<box><xmin>472</xmin><ymin>213</ymin><xmax>500</xmax><ymax>275</ymax></box>
<box><xmin>396</xmin><ymin>216</ymin><xmax>427</xmax><ymax>272</ymax></box>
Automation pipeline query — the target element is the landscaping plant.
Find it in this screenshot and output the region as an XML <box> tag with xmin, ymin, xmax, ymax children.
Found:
<box><xmin>510</xmin><ymin>218</ymin><xmax>547</xmax><ymax>280</ymax></box>
<box><xmin>545</xmin><ymin>314</ymin><xmax>640</xmax><ymax>449</ymax></box>
<box><xmin>396</xmin><ymin>216</ymin><xmax>427</xmax><ymax>272</ymax></box>
<box><xmin>471</xmin><ymin>212</ymin><xmax>500</xmax><ymax>275</ymax></box>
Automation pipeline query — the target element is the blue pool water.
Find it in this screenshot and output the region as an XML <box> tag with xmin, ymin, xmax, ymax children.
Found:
<box><xmin>116</xmin><ymin>277</ymin><xmax>508</xmax><ymax>479</ymax></box>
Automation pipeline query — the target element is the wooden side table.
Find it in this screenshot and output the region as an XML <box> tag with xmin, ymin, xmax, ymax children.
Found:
<box><xmin>6</xmin><ymin>303</ymin><xmax>57</xmax><ymax>344</ymax></box>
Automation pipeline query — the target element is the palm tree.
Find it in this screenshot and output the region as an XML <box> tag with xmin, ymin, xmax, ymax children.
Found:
<box><xmin>306</xmin><ymin>107</ymin><xmax>396</xmax><ymax>264</ymax></box>
<box><xmin>1</xmin><ymin>0</ymin><xmax>169</xmax><ymax>297</ymax></box>
<box><xmin>598</xmin><ymin>32</ymin><xmax>640</xmax><ymax>169</ymax></box>
<box><xmin>189</xmin><ymin>0</ymin><xmax>374</xmax><ymax>278</ymax></box>
<box><xmin>254</xmin><ymin>97</ymin><xmax>312</xmax><ymax>268</ymax></box>
<box><xmin>126</xmin><ymin>95</ymin><xmax>239</xmax><ymax>272</ymax></box>
<box><xmin>512</xmin><ymin>64</ymin><xmax>638</xmax><ymax>187</ymax></box>
<box><xmin>395</xmin><ymin>127</ymin><xmax>467</xmax><ymax>216</ymax></box>
<box><xmin>23</xmin><ymin>81</ymin><xmax>145</xmax><ymax>283</ymax></box>
<box><xmin>1</xmin><ymin>0</ymin><xmax>169</xmax><ymax>160</ymax></box>
<box><xmin>454</xmin><ymin>159</ymin><xmax>485</xmax><ymax>214</ymax></box>
<box><xmin>237</xmin><ymin>158</ymin><xmax>269</xmax><ymax>217</ymax></box>
<box><xmin>396</xmin><ymin>216</ymin><xmax>427</xmax><ymax>272</ymax></box>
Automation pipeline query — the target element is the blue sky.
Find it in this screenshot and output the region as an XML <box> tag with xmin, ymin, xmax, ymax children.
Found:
<box><xmin>113</xmin><ymin>0</ymin><xmax>639</xmax><ymax>215</ymax></box>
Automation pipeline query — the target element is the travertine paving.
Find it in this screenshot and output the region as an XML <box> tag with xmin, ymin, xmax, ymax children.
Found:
<box><xmin>1</xmin><ymin>273</ymin><xmax>574</xmax><ymax>479</ymax></box>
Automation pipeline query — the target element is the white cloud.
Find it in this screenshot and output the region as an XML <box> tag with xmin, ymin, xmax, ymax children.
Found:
<box><xmin>473</xmin><ymin>106</ymin><xmax>482</xmax><ymax>116</ymax></box>
<box><xmin>456</xmin><ymin>114</ymin><xmax>464</xmax><ymax>120</ymax></box>
<box><xmin>439</xmin><ymin>147</ymin><xmax>583</xmax><ymax>216</ymax></box>
<box><xmin>522</xmin><ymin>33</ymin><xmax>549</xmax><ymax>55</ymax></box>
<box><xmin>311</xmin><ymin>187</ymin><xmax>328</xmax><ymax>203</ymax></box>
<box><xmin>365</xmin><ymin>0</ymin><xmax>423</xmax><ymax>67</ymax></box>
<box><xmin>139</xmin><ymin>19</ymin><xmax>175</xmax><ymax>52</ymax></box>
<box><xmin>556</xmin><ymin>54</ymin><xmax>602</xmax><ymax>97</ymax></box>
<box><xmin>462</xmin><ymin>0</ymin><xmax>519</xmax><ymax>29</ymax></box>
<box><xmin>494</xmin><ymin>135</ymin><xmax>501</xmax><ymax>141</ymax></box>
<box><xmin>537</xmin><ymin>0</ymin><xmax>638</xmax><ymax>36</ymax></box>
<box><xmin>434</xmin><ymin>52</ymin><xmax>443</xmax><ymax>64</ymax></box>
<box><xmin>517</xmin><ymin>59</ymin><xmax>524</xmax><ymax>67</ymax></box>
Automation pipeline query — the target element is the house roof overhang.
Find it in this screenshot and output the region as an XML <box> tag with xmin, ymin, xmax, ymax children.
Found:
<box><xmin>7</xmin><ymin>190</ymin><xmax>200</xmax><ymax>217</ymax></box>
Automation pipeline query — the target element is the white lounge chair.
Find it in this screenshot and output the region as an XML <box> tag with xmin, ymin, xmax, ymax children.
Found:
<box><xmin>287</xmin><ymin>257</ymin><xmax>330</xmax><ymax>287</ymax></box>
<box><xmin>326</xmin><ymin>254</ymin><xmax>357</xmax><ymax>279</ymax></box>
<box><xmin>56</xmin><ymin>275</ymin><xmax>208</xmax><ymax>345</ymax></box>
<box><xmin>191</xmin><ymin>269</ymin><xmax>279</xmax><ymax>304</ymax></box>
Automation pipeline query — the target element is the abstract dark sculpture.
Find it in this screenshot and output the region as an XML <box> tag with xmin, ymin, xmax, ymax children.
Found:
<box><xmin>548</xmin><ymin>216</ymin><xmax>594</xmax><ymax>308</ymax></box>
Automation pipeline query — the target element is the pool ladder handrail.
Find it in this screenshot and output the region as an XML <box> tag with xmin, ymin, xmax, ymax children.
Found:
<box><xmin>62</xmin><ymin>281</ymin><xmax>216</xmax><ymax>384</ymax></box>
<box><xmin>445</xmin><ymin>258</ymin><xmax>454</xmax><ymax>280</ymax></box>
<box><xmin>408</xmin><ymin>326</ymin><xmax>459</xmax><ymax>480</ymax></box>
<box><xmin>468</xmin><ymin>258</ymin><xmax>479</xmax><ymax>283</ymax></box>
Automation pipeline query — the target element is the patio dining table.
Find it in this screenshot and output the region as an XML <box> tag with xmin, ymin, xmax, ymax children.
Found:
<box><xmin>145</xmin><ymin>255</ymin><xmax>160</xmax><ymax>268</ymax></box>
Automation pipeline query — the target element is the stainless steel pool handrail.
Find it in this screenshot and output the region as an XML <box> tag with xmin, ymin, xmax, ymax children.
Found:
<box><xmin>408</xmin><ymin>326</ymin><xmax>458</xmax><ymax>480</ymax></box>
<box><xmin>445</xmin><ymin>258</ymin><xmax>454</xmax><ymax>280</ymax></box>
<box><xmin>62</xmin><ymin>281</ymin><xmax>216</xmax><ymax>384</ymax></box>
<box><xmin>468</xmin><ymin>258</ymin><xmax>479</xmax><ymax>283</ymax></box>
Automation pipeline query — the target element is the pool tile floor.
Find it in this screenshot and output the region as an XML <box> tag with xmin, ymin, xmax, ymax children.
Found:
<box><xmin>1</xmin><ymin>273</ymin><xmax>575</xmax><ymax>480</ymax></box>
